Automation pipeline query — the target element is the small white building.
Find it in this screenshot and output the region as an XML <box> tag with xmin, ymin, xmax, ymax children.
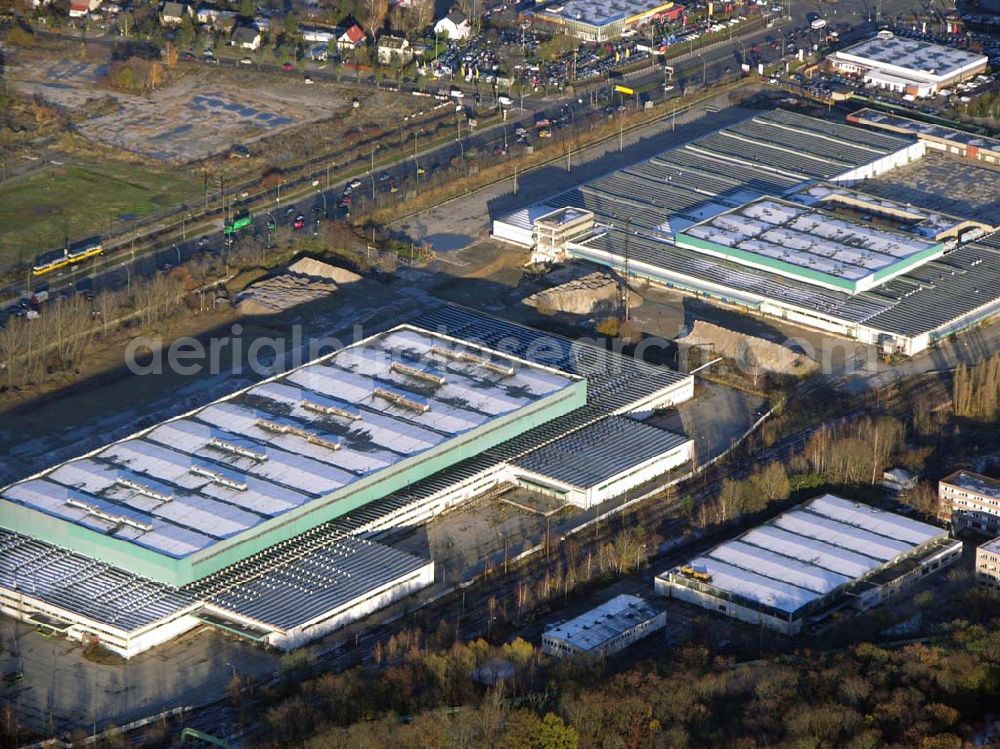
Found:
<box><xmin>377</xmin><ymin>35</ymin><xmax>412</xmax><ymax>65</ymax></box>
<box><xmin>300</xmin><ymin>25</ymin><xmax>338</xmax><ymax>43</ymax></box>
<box><xmin>434</xmin><ymin>8</ymin><xmax>471</xmax><ymax>41</ymax></box>
<box><xmin>975</xmin><ymin>538</ymin><xmax>1000</xmax><ymax>588</ymax></box>
<box><xmin>883</xmin><ymin>467</ymin><xmax>918</xmax><ymax>493</ymax></box>
<box><xmin>542</xmin><ymin>595</ymin><xmax>665</xmax><ymax>658</ymax></box>
<box><xmin>160</xmin><ymin>1</ymin><xmax>189</xmax><ymax>25</ymax></box>
<box><xmin>232</xmin><ymin>24</ymin><xmax>262</xmax><ymax>50</ymax></box>
<box><xmin>337</xmin><ymin>23</ymin><xmax>366</xmax><ymax>52</ymax></box>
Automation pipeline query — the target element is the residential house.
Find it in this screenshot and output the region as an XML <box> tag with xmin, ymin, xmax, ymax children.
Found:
<box><xmin>213</xmin><ymin>11</ymin><xmax>237</xmax><ymax>33</ymax></box>
<box><xmin>160</xmin><ymin>1</ymin><xmax>189</xmax><ymax>24</ymax></box>
<box><xmin>336</xmin><ymin>23</ymin><xmax>365</xmax><ymax>53</ymax></box>
<box><xmin>434</xmin><ymin>8</ymin><xmax>470</xmax><ymax>41</ymax></box>
<box><xmin>377</xmin><ymin>34</ymin><xmax>411</xmax><ymax>65</ymax></box>
<box><xmin>69</xmin><ymin>0</ymin><xmax>101</xmax><ymax>17</ymax></box>
<box><xmin>300</xmin><ymin>25</ymin><xmax>338</xmax><ymax>43</ymax></box>
<box><xmin>232</xmin><ymin>24</ymin><xmax>262</xmax><ymax>50</ymax></box>
<box><xmin>195</xmin><ymin>5</ymin><xmax>218</xmax><ymax>23</ymax></box>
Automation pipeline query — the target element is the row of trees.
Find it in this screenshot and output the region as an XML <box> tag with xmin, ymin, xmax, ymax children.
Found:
<box><xmin>697</xmin><ymin>461</ymin><xmax>791</xmax><ymax>528</ymax></box>
<box><xmin>244</xmin><ymin>591</ymin><xmax>1000</xmax><ymax>749</ymax></box>
<box><xmin>953</xmin><ymin>351</ymin><xmax>1000</xmax><ymax>421</ymax></box>
<box><xmin>0</xmin><ymin>266</ymin><xmax>196</xmax><ymax>395</ymax></box>
<box><xmin>796</xmin><ymin>415</ymin><xmax>905</xmax><ymax>487</ymax></box>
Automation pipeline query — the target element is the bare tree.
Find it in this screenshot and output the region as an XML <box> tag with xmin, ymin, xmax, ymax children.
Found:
<box><xmin>361</xmin><ymin>0</ymin><xmax>388</xmax><ymax>34</ymax></box>
<box><xmin>0</xmin><ymin>316</ymin><xmax>25</xmax><ymax>390</ymax></box>
<box><xmin>737</xmin><ymin>339</ymin><xmax>764</xmax><ymax>390</ymax></box>
<box><xmin>94</xmin><ymin>290</ymin><xmax>122</xmax><ymax>338</ymax></box>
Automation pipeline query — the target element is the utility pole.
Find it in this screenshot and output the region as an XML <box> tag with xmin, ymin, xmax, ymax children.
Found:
<box><xmin>621</xmin><ymin>216</ymin><xmax>631</xmax><ymax>324</ymax></box>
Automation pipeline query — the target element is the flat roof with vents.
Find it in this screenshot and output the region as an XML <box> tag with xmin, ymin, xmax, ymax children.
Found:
<box><xmin>0</xmin><ymin>325</ymin><xmax>585</xmax><ymax>586</ymax></box>
<box><xmin>543</xmin><ymin>594</ymin><xmax>664</xmax><ymax>652</ymax></box>
<box><xmin>676</xmin><ymin>196</ymin><xmax>944</xmax><ymax>293</ymax></box>
<box><xmin>537</xmin><ymin>0</ymin><xmax>675</xmax><ymax>27</ymax></box>
<box><xmin>832</xmin><ymin>33</ymin><xmax>987</xmax><ymax>85</ymax></box>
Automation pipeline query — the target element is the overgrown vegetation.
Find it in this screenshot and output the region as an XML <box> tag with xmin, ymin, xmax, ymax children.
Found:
<box><xmin>953</xmin><ymin>351</ymin><xmax>1000</xmax><ymax>421</ymax></box>
<box><xmin>232</xmin><ymin>596</ymin><xmax>1000</xmax><ymax>749</ymax></box>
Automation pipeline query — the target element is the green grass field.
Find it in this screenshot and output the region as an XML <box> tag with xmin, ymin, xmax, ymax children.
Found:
<box><xmin>0</xmin><ymin>159</ymin><xmax>203</xmax><ymax>268</ymax></box>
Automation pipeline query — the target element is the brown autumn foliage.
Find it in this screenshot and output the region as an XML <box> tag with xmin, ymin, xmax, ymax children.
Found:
<box><xmin>953</xmin><ymin>351</ymin><xmax>1000</xmax><ymax>421</ymax></box>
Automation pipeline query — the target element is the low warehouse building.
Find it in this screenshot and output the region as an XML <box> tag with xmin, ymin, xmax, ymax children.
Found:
<box><xmin>542</xmin><ymin>594</ymin><xmax>665</xmax><ymax>657</ymax></box>
<box><xmin>657</xmin><ymin>494</ymin><xmax>960</xmax><ymax>634</ymax></box>
<box><xmin>511</xmin><ymin>416</ymin><xmax>693</xmax><ymax>508</ymax></box>
<box><xmin>826</xmin><ymin>31</ymin><xmax>988</xmax><ymax>97</ymax></box>
<box><xmin>848</xmin><ymin>108</ymin><xmax>1000</xmax><ymax>167</ymax></box>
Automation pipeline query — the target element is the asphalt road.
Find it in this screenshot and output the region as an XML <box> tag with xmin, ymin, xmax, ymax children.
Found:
<box><xmin>4</xmin><ymin>0</ymin><xmax>934</xmax><ymax>311</ymax></box>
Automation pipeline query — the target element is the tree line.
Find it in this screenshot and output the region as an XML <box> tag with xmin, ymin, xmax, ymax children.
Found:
<box><xmin>953</xmin><ymin>351</ymin><xmax>1000</xmax><ymax>421</ymax></box>
<box><xmin>234</xmin><ymin>589</ymin><xmax>1000</xmax><ymax>749</ymax></box>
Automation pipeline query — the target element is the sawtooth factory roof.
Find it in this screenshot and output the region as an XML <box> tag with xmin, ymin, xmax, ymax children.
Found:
<box><xmin>673</xmin><ymin>494</ymin><xmax>946</xmax><ymax>616</ymax></box>
<box><xmin>497</xmin><ymin>109</ymin><xmax>910</xmax><ymax>238</ymax></box>
<box><xmin>513</xmin><ymin>415</ymin><xmax>689</xmax><ymax>488</ymax></box>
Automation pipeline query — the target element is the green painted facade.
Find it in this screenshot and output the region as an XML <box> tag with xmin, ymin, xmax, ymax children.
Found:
<box><xmin>0</xmin><ymin>379</ymin><xmax>587</xmax><ymax>587</ymax></box>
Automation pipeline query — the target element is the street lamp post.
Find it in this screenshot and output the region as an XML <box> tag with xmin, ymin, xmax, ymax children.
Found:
<box><xmin>173</xmin><ymin>244</ymin><xmax>181</xmax><ymax>266</ymax></box>
<box><xmin>120</xmin><ymin>262</ymin><xmax>131</xmax><ymax>292</ymax></box>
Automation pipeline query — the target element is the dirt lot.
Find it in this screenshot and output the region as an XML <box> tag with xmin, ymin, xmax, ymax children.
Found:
<box><xmin>12</xmin><ymin>53</ymin><xmax>423</xmax><ymax>164</ymax></box>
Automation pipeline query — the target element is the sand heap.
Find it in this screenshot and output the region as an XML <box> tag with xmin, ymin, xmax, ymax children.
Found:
<box><xmin>677</xmin><ymin>320</ymin><xmax>818</xmax><ymax>375</ymax></box>
<box><xmin>524</xmin><ymin>272</ymin><xmax>641</xmax><ymax>315</ymax></box>
<box><xmin>236</xmin><ymin>258</ymin><xmax>361</xmax><ymax>315</ymax></box>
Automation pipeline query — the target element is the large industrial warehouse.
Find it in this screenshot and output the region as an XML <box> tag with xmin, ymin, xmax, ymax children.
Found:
<box><xmin>657</xmin><ymin>494</ymin><xmax>961</xmax><ymax>634</ymax></box>
<box><xmin>492</xmin><ymin>108</ymin><xmax>1000</xmax><ymax>356</ymax></box>
<box><xmin>0</xmin><ymin>308</ymin><xmax>694</xmax><ymax>657</ymax></box>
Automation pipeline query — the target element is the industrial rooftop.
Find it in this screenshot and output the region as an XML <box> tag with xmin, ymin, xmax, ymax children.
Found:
<box><xmin>0</xmin><ymin>325</ymin><xmax>585</xmax><ymax>584</ymax></box>
<box><xmin>677</xmin><ymin>197</ymin><xmax>943</xmax><ymax>292</ymax></box>
<box><xmin>835</xmin><ymin>34</ymin><xmax>987</xmax><ymax>79</ymax></box>
<box><xmin>787</xmin><ymin>182</ymin><xmax>991</xmax><ymax>241</ymax></box>
<box><xmin>538</xmin><ymin>0</ymin><xmax>673</xmax><ymax>26</ymax></box>
<box><xmin>543</xmin><ymin>594</ymin><xmax>662</xmax><ymax>652</ymax></box>
<box><xmin>513</xmin><ymin>415</ymin><xmax>689</xmax><ymax>489</ymax></box>
<box><xmin>674</xmin><ymin>494</ymin><xmax>945</xmax><ymax>616</ymax></box>
<box><xmin>496</xmin><ymin>109</ymin><xmax>912</xmax><ymax>240</ymax></box>
<box><xmin>0</xmin><ymin>306</ymin><xmax>695</xmax><ymax>654</ymax></box>
<box><xmin>942</xmin><ymin>469</ymin><xmax>1000</xmax><ymax>498</ymax></box>
<box><xmin>850</xmin><ymin>108</ymin><xmax>1000</xmax><ymax>156</ymax></box>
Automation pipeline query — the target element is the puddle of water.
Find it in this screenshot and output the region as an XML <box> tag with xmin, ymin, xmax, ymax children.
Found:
<box><xmin>425</xmin><ymin>233</ymin><xmax>473</xmax><ymax>252</ymax></box>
